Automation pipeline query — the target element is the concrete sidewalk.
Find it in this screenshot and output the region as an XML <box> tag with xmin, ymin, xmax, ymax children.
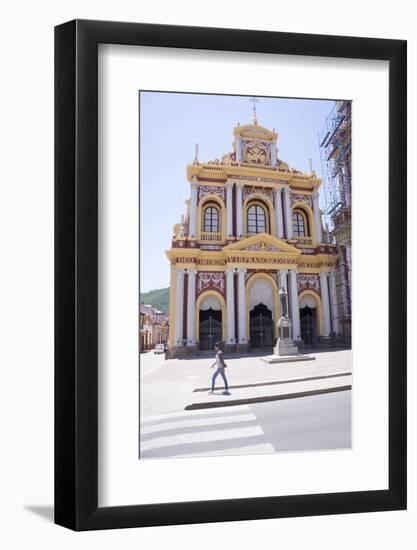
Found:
<box><xmin>185</xmin><ymin>373</ymin><xmax>352</xmax><ymax>410</ymax></box>
<box><xmin>140</xmin><ymin>349</ymin><xmax>352</xmax><ymax>417</ymax></box>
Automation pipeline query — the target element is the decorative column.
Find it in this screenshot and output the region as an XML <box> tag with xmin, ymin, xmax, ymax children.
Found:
<box><xmin>319</xmin><ymin>271</ymin><xmax>331</xmax><ymax>337</ymax></box>
<box><xmin>284</xmin><ymin>187</ymin><xmax>293</xmax><ymax>239</ymax></box>
<box><xmin>329</xmin><ymin>271</ymin><xmax>339</xmax><ymax>335</ymax></box>
<box><xmin>289</xmin><ymin>269</ymin><xmax>301</xmax><ymax>340</ymax></box>
<box><xmin>186</xmin><ymin>268</ymin><xmax>197</xmax><ymax>345</ymax></box>
<box><xmin>174</xmin><ymin>269</ymin><xmax>185</xmax><ymax>345</ymax></box>
<box><xmin>278</xmin><ymin>269</ymin><xmax>289</xmax><ymax>314</ymax></box>
<box><xmin>226</xmin><ymin>268</ymin><xmax>236</xmax><ymax>344</ymax></box>
<box><xmin>274</xmin><ymin>188</ymin><xmax>284</xmax><ymax>239</ymax></box>
<box><xmin>189</xmin><ymin>179</ymin><xmax>198</xmax><ymax>238</ymax></box>
<box><xmin>235</xmin><ymin>183</ymin><xmax>244</xmax><ymax>238</ymax></box>
<box><xmin>237</xmin><ymin>268</ymin><xmax>247</xmax><ymax>344</ymax></box>
<box><xmin>226</xmin><ymin>181</ymin><xmax>234</xmax><ymax>239</ymax></box>
<box><xmin>312</xmin><ymin>190</ymin><xmax>323</xmax><ymax>244</ymax></box>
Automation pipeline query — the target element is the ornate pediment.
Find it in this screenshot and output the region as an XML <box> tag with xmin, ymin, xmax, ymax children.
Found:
<box><xmin>243</xmin><ymin>242</ymin><xmax>281</xmax><ymax>252</ymax></box>
<box><xmin>223</xmin><ymin>233</ymin><xmax>300</xmax><ymax>255</ymax></box>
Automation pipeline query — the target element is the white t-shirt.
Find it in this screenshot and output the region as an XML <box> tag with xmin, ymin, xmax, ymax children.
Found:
<box><xmin>216</xmin><ymin>350</ymin><xmax>224</xmax><ymax>369</ymax></box>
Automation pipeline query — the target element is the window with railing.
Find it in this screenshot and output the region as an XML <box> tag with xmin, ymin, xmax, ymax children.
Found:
<box><xmin>201</xmin><ymin>203</ymin><xmax>222</xmax><ymax>241</ymax></box>
<box><xmin>203</xmin><ymin>204</ymin><xmax>220</xmax><ymax>233</ymax></box>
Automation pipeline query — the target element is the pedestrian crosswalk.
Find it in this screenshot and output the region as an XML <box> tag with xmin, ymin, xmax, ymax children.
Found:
<box><xmin>140</xmin><ymin>405</ymin><xmax>274</xmax><ymax>459</ymax></box>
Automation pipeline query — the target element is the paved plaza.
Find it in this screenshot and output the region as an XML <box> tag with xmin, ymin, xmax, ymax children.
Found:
<box><xmin>139</xmin><ymin>349</ymin><xmax>352</xmax><ymax>459</ymax></box>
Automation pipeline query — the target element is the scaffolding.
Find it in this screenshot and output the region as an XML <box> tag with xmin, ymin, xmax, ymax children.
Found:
<box><xmin>319</xmin><ymin>100</ymin><xmax>352</xmax><ymax>342</ymax></box>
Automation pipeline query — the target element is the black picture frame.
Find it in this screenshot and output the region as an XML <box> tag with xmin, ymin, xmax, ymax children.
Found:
<box><xmin>55</xmin><ymin>19</ymin><xmax>407</xmax><ymax>531</ymax></box>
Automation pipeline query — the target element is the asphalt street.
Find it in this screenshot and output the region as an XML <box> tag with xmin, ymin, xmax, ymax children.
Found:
<box><xmin>140</xmin><ymin>389</ymin><xmax>351</xmax><ymax>459</ymax></box>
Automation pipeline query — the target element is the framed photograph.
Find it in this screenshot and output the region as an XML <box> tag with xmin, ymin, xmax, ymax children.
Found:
<box><xmin>55</xmin><ymin>20</ymin><xmax>406</xmax><ymax>530</ymax></box>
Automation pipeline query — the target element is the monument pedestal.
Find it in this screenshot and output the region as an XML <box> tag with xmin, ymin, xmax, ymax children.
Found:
<box><xmin>275</xmin><ymin>337</ymin><xmax>298</xmax><ymax>356</ymax></box>
<box><xmin>276</xmin><ymin>315</ymin><xmax>298</xmax><ymax>356</ymax></box>
<box><xmin>261</xmin><ymin>288</ymin><xmax>315</xmax><ymax>364</ymax></box>
<box><xmin>261</xmin><ymin>353</ymin><xmax>315</xmax><ymax>364</ymax></box>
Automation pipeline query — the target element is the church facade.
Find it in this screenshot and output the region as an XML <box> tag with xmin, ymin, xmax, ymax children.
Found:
<box><xmin>166</xmin><ymin>114</ymin><xmax>340</xmax><ymax>357</ymax></box>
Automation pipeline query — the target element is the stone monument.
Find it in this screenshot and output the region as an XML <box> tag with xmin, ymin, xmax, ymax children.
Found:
<box><xmin>261</xmin><ymin>286</ymin><xmax>314</xmax><ymax>364</ymax></box>
<box><xmin>275</xmin><ymin>287</ymin><xmax>299</xmax><ymax>356</ymax></box>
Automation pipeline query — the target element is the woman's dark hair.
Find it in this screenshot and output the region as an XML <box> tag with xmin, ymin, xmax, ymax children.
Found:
<box><xmin>215</xmin><ymin>341</ymin><xmax>223</xmax><ymax>350</ymax></box>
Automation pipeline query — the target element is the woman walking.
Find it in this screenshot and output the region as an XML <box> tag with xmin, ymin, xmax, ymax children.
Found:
<box><xmin>209</xmin><ymin>342</ymin><xmax>230</xmax><ymax>395</ymax></box>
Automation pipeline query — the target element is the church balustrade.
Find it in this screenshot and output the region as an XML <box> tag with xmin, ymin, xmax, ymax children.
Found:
<box><xmin>295</xmin><ymin>236</ymin><xmax>313</xmax><ymax>246</ymax></box>
<box><xmin>201</xmin><ymin>231</ymin><xmax>222</xmax><ymax>242</ymax></box>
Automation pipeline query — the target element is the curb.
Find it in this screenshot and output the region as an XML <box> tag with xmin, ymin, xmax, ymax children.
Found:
<box><xmin>184</xmin><ymin>384</ymin><xmax>352</xmax><ymax>410</ymax></box>
<box><xmin>193</xmin><ymin>371</ymin><xmax>352</xmax><ymax>392</ymax></box>
<box><xmin>260</xmin><ymin>354</ymin><xmax>315</xmax><ymax>364</ymax></box>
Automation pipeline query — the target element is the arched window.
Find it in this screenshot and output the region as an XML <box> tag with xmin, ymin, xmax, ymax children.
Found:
<box><xmin>292</xmin><ymin>208</ymin><xmax>309</xmax><ymax>237</ymax></box>
<box><xmin>247</xmin><ymin>203</ymin><xmax>267</xmax><ymax>235</ymax></box>
<box><xmin>203</xmin><ymin>204</ymin><xmax>220</xmax><ymax>233</ymax></box>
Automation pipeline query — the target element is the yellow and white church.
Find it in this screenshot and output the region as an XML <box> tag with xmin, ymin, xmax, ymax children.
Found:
<box><xmin>166</xmin><ymin>112</ymin><xmax>340</xmax><ymax>357</ymax></box>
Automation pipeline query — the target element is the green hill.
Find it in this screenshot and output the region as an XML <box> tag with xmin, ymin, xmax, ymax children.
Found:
<box><xmin>140</xmin><ymin>287</ymin><xmax>170</xmax><ymax>315</ymax></box>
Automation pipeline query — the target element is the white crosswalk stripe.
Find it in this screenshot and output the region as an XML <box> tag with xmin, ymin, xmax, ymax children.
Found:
<box><xmin>141</xmin><ymin>425</ymin><xmax>264</xmax><ymax>452</ymax></box>
<box><xmin>141</xmin><ymin>413</ymin><xmax>256</xmax><ymax>435</ymax></box>
<box><xmin>141</xmin><ymin>404</ymin><xmax>251</xmax><ymax>422</ymax></box>
<box><xmin>140</xmin><ymin>405</ymin><xmax>274</xmax><ymax>459</ymax></box>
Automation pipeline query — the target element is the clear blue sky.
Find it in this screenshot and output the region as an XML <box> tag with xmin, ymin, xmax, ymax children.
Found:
<box><xmin>140</xmin><ymin>92</ymin><xmax>334</xmax><ymax>293</ymax></box>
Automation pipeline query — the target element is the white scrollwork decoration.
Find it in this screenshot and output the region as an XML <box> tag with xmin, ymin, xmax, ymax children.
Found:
<box><xmin>197</xmin><ymin>271</ymin><xmax>225</xmax><ymax>294</ymax></box>
<box><xmin>243</xmin><ymin>185</ymin><xmax>274</xmax><ymax>203</ymax></box>
<box><xmin>297</xmin><ymin>273</ymin><xmax>320</xmax><ymax>293</ymax></box>
<box><xmin>198</xmin><ymin>186</ymin><xmax>225</xmax><ymax>202</ymax></box>
<box><xmin>291</xmin><ymin>193</ymin><xmax>313</xmax><ymax>208</ymax></box>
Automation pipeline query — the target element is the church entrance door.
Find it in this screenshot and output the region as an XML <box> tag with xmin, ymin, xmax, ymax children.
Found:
<box><xmin>300</xmin><ymin>306</ymin><xmax>318</xmax><ymax>347</ymax></box>
<box><xmin>199</xmin><ymin>308</ymin><xmax>222</xmax><ymax>350</ymax></box>
<box><xmin>249</xmin><ymin>303</ymin><xmax>273</xmax><ymax>348</ymax></box>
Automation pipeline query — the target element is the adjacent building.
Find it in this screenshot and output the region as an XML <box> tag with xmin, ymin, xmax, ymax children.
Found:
<box><xmin>139</xmin><ymin>304</ymin><xmax>169</xmax><ymax>351</ymax></box>
<box><xmin>319</xmin><ymin>100</ymin><xmax>352</xmax><ymax>343</ymax></box>
<box><xmin>166</xmin><ymin>111</ymin><xmax>342</xmax><ymax>357</ymax></box>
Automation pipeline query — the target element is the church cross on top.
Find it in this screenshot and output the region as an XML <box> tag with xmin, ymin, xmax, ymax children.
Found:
<box><xmin>249</xmin><ymin>96</ymin><xmax>259</xmax><ymax>125</ymax></box>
